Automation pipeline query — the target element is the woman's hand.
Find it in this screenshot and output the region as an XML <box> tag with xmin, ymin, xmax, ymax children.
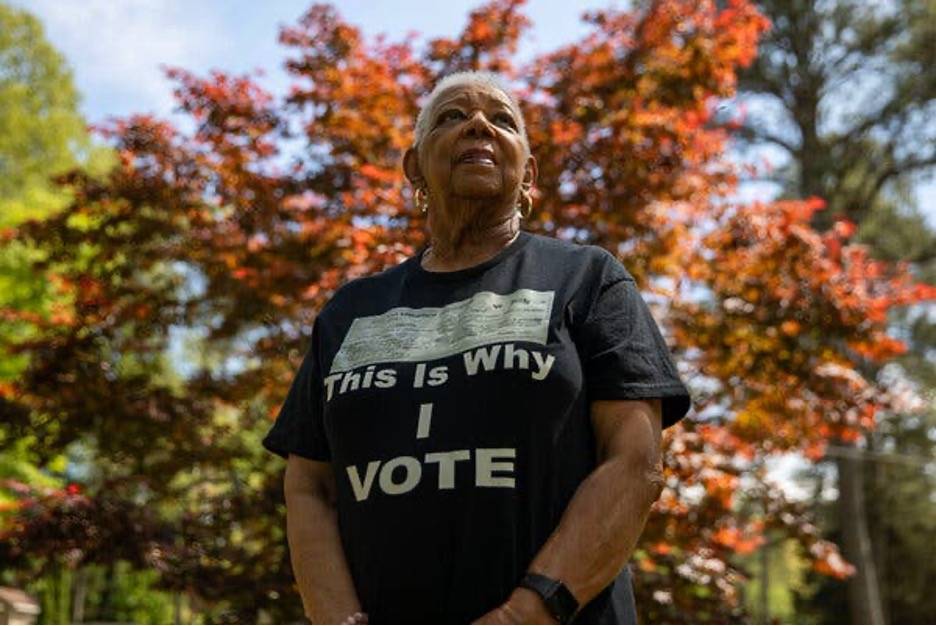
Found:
<box><xmin>472</xmin><ymin>604</ymin><xmax>519</xmax><ymax>624</ymax></box>
<box><xmin>340</xmin><ymin>611</ymin><xmax>368</xmax><ymax>624</ymax></box>
<box><xmin>472</xmin><ymin>588</ymin><xmax>558</xmax><ymax>624</ymax></box>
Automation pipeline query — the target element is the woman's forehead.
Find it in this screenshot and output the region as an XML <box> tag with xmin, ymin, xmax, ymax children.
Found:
<box><xmin>431</xmin><ymin>83</ymin><xmax>515</xmax><ymax>111</ymax></box>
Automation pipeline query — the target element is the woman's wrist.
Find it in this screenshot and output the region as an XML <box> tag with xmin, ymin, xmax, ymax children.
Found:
<box><xmin>504</xmin><ymin>587</ymin><xmax>559</xmax><ymax>624</ymax></box>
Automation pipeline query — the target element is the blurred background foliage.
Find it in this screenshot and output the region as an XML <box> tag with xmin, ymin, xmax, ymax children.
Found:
<box><xmin>1</xmin><ymin>0</ymin><xmax>934</xmax><ymax>623</ymax></box>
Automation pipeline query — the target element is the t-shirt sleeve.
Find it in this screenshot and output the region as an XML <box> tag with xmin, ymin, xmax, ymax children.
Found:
<box><xmin>576</xmin><ymin>261</ymin><xmax>693</xmax><ymax>429</ymax></box>
<box><xmin>261</xmin><ymin>317</ymin><xmax>332</xmax><ymax>461</ymax></box>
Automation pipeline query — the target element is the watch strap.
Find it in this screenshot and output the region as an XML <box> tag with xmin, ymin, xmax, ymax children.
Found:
<box><xmin>519</xmin><ymin>572</ymin><xmax>579</xmax><ymax>624</ymax></box>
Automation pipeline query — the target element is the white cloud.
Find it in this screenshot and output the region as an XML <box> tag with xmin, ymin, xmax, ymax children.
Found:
<box><xmin>13</xmin><ymin>0</ymin><xmax>230</xmax><ymax>122</ymax></box>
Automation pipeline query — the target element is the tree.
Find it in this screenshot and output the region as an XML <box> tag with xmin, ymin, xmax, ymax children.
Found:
<box><xmin>733</xmin><ymin>0</ymin><xmax>936</xmax><ymax>232</ymax></box>
<box><xmin>0</xmin><ymin>0</ymin><xmax>88</xmax><ymax>533</ymax></box>
<box><xmin>0</xmin><ymin>2</ymin><xmax>104</xmax><ymax>224</ymax></box>
<box><xmin>732</xmin><ymin>0</ymin><xmax>936</xmax><ymax>621</ymax></box>
<box><xmin>0</xmin><ymin>0</ymin><xmax>100</xmax><ymax>387</ymax></box>
<box><xmin>2</xmin><ymin>1</ymin><xmax>934</xmax><ymax>623</ymax></box>
<box><xmin>0</xmin><ymin>3</ymin><xmax>153</xmax><ymax>621</ymax></box>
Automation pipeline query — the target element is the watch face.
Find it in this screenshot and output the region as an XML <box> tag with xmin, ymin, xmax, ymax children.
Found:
<box><xmin>551</xmin><ymin>584</ymin><xmax>579</xmax><ymax>623</ymax></box>
<box><xmin>521</xmin><ymin>573</ymin><xmax>578</xmax><ymax>623</ymax></box>
<box><xmin>546</xmin><ymin>596</ymin><xmax>567</xmax><ymax>623</ymax></box>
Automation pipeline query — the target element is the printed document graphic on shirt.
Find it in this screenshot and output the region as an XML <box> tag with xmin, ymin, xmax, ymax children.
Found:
<box><xmin>329</xmin><ymin>289</ymin><xmax>554</xmax><ymax>372</ymax></box>
<box><xmin>327</xmin><ymin>289</ymin><xmax>557</xmax><ymax>502</ymax></box>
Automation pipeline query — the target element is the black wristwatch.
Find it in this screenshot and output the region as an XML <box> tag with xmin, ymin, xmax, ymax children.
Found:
<box><xmin>518</xmin><ymin>572</ymin><xmax>580</xmax><ymax>624</ymax></box>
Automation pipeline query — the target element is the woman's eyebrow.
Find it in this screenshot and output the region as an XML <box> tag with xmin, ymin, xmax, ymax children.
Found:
<box><xmin>489</xmin><ymin>100</ymin><xmax>517</xmax><ymax>117</ymax></box>
<box><xmin>434</xmin><ymin>95</ymin><xmax>468</xmax><ymax>110</ymax></box>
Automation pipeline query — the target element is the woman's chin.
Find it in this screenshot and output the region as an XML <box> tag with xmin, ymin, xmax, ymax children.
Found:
<box><xmin>450</xmin><ymin>180</ymin><xmax>503</xmax><ymax>199</ymax></box>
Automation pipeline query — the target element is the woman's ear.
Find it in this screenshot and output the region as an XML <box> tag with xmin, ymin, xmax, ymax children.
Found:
<box><xmin>403</xmin><ymin>147</ymin><xmax>422</xmax><ymax>186</ymax></box>
<box><xmin>521</xmin><ymin>154</ymin><xmax>538</xmax><ymax>193</ymax></box>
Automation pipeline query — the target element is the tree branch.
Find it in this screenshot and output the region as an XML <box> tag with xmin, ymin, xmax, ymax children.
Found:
<box><xmin>868</xmin><ymin>155</ymin><xmax>936</xmax><ymax>200</ymax></box>
<box><xmin>733</xmin><ymin>123</ymin><xmax>799</xmax><ymax>154</ymax></box>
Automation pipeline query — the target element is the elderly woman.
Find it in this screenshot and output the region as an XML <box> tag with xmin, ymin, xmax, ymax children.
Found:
<box><xmin>262</xmin><ymin>71</ymin><xmax>692</xmax><ymax>624</ymax></box>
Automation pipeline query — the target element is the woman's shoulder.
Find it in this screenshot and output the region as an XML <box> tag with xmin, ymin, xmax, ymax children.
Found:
<box><xmin>525</xmin><ymin>232</ymin><xmax>635</xmax><ymax>282</ymax></box>
<box><xmin>317</xmin><ymin>259</ymin><xmax>410</xmax><ymax>319</ymax></box>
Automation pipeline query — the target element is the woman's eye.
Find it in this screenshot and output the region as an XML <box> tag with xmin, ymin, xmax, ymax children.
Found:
<box><xmin>438</xmin><ymin>110</ymin><xmax>465</xmax><ymax>124</ymax></box>
<box><xmin>494</xmin><ymin>114</ymin><xmax>516</xmax><ymax>129</ymax></box>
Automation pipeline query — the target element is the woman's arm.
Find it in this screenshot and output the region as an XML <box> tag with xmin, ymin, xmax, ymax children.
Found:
<box><xmin>284</xmin><ymin>455</ymin><xmax>365</xmax><ymax>624</ymax></box>
<box><xmin>474</xmin><ymin>398</ymin><xmax>664</xmax><ymax>624</ymax></box>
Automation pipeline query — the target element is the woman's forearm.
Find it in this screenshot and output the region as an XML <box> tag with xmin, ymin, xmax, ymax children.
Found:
<box><xmin>286</xmin><ymin>490</ymin><xmax>363</xmax><ymax>623</ymax></box>
<box><xmin>535</xmin><ymin>455</ymin><xmax>661</xmax><ymax>594</ymax></box>
<box><xmin>504</xmin><ymin>457</ymin><xmax>662</xmax><ymax>623</ymax></box>
<box><xmin>505</xmin><ymin>402</ymin><xmax>664</xmax><ymax>622</ymax></box>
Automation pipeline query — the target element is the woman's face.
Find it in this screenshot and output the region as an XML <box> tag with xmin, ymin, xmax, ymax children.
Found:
<box><xmin>406</xmin><ymin>83</ymin><xmax>535</xmax><ymax>207</ymax></box>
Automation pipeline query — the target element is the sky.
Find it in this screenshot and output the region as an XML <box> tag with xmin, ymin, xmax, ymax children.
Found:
<box><xmin>12</xmin><ymin>0</ymin><xmax>934</xmax><ymax>224</ymax></box>
<box><xmin>13</xmin><ymin>0</ymin><xmax>621</xmax><ymax>125</ymax></box>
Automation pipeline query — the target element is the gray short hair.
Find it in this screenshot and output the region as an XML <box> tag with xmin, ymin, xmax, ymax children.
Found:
<box><xmin>413</xmin><ymin>71</ymin><xmax>530</xmax><ymax>155</ymax></box>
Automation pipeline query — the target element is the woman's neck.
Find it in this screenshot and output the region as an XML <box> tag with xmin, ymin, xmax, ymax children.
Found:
<box><xmin>423</xmin><ymin>202</ymin><xmax>521</xmax><ymax>272</ymax></box>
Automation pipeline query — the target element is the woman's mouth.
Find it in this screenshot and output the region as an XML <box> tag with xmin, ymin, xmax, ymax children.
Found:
<box><xmin>456</xmin><ymin>148</ymin><xmax>497</xmax><ymax>166</ymax></box>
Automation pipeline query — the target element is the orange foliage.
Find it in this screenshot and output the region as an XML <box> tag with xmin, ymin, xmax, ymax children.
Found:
<box><xmin>5</xmin><ymin>0</ymin><xmax>933</xmax><ymax>623</ymax></box>
<box><xmin>712</xmin><ymin>525</ymin><xmax>765</xmax><ymax>555</ymax></box>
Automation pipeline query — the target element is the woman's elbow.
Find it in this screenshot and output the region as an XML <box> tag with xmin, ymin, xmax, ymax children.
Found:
<box><xmin>641</xmin><ymin>457</ymin><xmax>665</xmax><ymax>503</ymax></box>
<box><xmin>618</xmin><ymin>450</ymin><xmax>665</xmax><ymax>506</ymax></box>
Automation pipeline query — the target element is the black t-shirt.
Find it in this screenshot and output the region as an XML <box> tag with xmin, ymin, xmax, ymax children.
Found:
<box><xmin>263</xmin><ymin>230</ymin><xmax>693</xmax><ymax>624</ymax></box>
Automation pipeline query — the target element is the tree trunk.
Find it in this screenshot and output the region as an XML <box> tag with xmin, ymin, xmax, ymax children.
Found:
<box><xmin>836</xmin><ymin>443</ymin><xmax>884</xmax><ymax>624</ymax></box>
<box><xmin>71</xmin><ymin>566</ymin><xmax>88</xmax><ymax>624</ymax></box>
<box><xmin>50</xmin><ymin>563</ymin><xmax>62</xmax><ymax>624</ymax></box>
<box><xmin>869</xmin><ymin>433</ymin><xmax>890</xmax><ymax>623</ymax></box>
<box><xmin>760</xmin><ymin>537</ymin><xmax>770</xmax><ymax>622</ymax></box>
<box><xmin>97</xmin><ymin>561</ymin><xmax>116</xmax><ymax>622</ymax></box>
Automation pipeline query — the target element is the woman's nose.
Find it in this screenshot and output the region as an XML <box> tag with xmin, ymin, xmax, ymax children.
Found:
<box><xmin>461</xmin><ymin>111</ymin><xmax>496</xmax><ymax>138</ymax></box>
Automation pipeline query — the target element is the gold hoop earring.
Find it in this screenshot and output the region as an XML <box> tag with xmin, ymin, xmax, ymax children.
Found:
<box><xmin>518</xmin><ymin>191</ymin><xmax>533</xmax><ymax>219</ymax></box>
<box><xmin>415</xmin><ymin>187</ymin><xmax>429</xmax><ymax>213</ymax></box>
